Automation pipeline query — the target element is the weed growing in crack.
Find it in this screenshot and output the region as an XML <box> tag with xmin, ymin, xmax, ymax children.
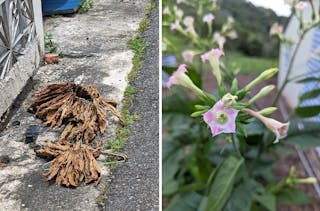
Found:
<box><xmin>101</xmin><ymin>1</ymin><xmax>156</xmax><ymax>205</ymax></box>
<box><xmin>79</xmin><ymin>0</ymin><xmax>94</xmax><ymax>14</ymax></box>
<box><xmin>44</xmin><ymin>32</ymin><xmax>58</xmax><ymax>53</ymax></box>
<box><xmin>105</xmin><ymin>2</ymin><xmax>155</xmax><ymax>153</ymax></box>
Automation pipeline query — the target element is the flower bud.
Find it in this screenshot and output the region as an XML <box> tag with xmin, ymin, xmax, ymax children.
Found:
<box><xmin>191</xmin><ymin>110</ymin><xmax>207</xmax><ymax>117</ymax></box>
<box><xmin>194</xmin><ymin>105</ymin><xmax>210</xmax><ymax>110</ymax></box>
<box><xmin>258</xmin><ymin>107</ymin><xmax>277</xmax><ymax>116</ymax></box>
<box><xmin>296</xmin><ymin>177</ymin><xmax>317</xmax><ymax>184</ymax></box>
<box><xmin>244</xmin><ymin>68</ymin><xmax>278</xmax><ymax>92</ymax></box>
<box><xmin>222</xmin><ymin>93</ymin><xmax>237</xmax><ymax>107</ymax></box>
<box><xmin>248</xmin><ymin>85</ymin><xmax>275</xmax><ymax>104</ymax></box>
<box><xmin>288</xmin><ymin>166</ymin><xmax>296</xmax><ymax>177</ymax></box>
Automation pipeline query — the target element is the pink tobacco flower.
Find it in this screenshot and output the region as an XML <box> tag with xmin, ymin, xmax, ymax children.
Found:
<box><xmin>242</xmin><ymin>108</ymin><xmax>289</xmax><ymax>143</ymax></box>
<box><xmin>170</xmin><ymin>20</ymin><xmax>180</xmax><ymax>30</ymax></box>
<box><xmin>175</xmin><ymin>9</ymin><xmax>184</xmax><ymax>19</ymax></box>
<box><xmin>203</xmin><ymin>100</ymin><xmax>239</xmax><ymax>136</ymax></box>
<box><xmin>166</xmin><ymin>64</ymin><xmax>206</xmax><ymax>98</ymax></box>
<box><xmin>201</xmin><ymin>48</ymin><xmax>224</xmax><ymax>85</ymax></box>
<box><xmin>201</xmin><ymin>48</ymin><xmax>224</xmax><ymax>63</ymax></box>
<box><xmin>183</xmin><ymin>16</ymin><xmax>195</xmax><ymax>32</ymax></box>
<box><xmin>295</xmin><ymin>2</ymin><xmax>307</xmax><ymax>11</ymax></box>
<box><xmin>182</xmin><ymin>50</ymin><xmax>195</xmax><ymax>63</ymax></box>
<box><xmin>203</xmin><ymin>13</ymin><xmax>215</xmax><ymax>23</ymax></box>
<box><xmin>270</xmin><ymin>23</ymin><xmax>283</xmax><ymax>36</ymax></box>
<box><xmin>167</xmin><ymin>64</ymin><xmax>207</xmax><ymax>98</ymax></box>
<box><xmin>228</xmin><ymin>30</ymin><xmax>238</xmax><ymax>40</ymax></box>
<box><xmin>163</xmin><ymin>7</ymin><xmax>170</xmax><ymax>15</ymax></box>
<box><xmin>213</xmin><ymin>32</ymin><xmax>226</xmax><ymax>49</ymax></box>
<box><xmin>167</xmin><ymin>64</ymin><xmax>187</xmax><ymax>88</ymax></box>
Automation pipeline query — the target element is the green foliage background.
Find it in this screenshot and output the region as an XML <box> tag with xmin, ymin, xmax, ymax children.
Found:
<box><xmin>219</xmin><ymin>0</ymin><xmax>288</xmax><ymax>58</ymax></box>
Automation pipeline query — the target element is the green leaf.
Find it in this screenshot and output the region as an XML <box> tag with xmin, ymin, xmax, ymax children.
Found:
<box><xmin>163</xmin><ymin>179</ymin><xmax>179</xmax><ymax>196</ymax></box>
<box><xmin>236</xmin><ymin>89</ymin><xmax>248</xmax><ymax>100</ymax></box>
<box><xmin>284</xmin><ymin>120</ymin><xmax>320</xmax><ymax>149</ymax></box>
<box><xmin>223</xmin><ymin>182</ymin><xmax>253</xmax><ymax>211</ymax></box>
<box><xmin>287</xmin><ymin>120</ymin><xmax>320</xmax><ymax>136</ymax></box>
<box><xmin>176</xmin><ymin>183</ymin><xmax>206</xmax><ymax>194</ymax></box>
<box><xmin>201</xmin><ymin>156</ymin><xmax>244</xmax><ymax>211</ymax></box>
<box><xmin>284</xmin><ymin>134</ymin><xmax>320</xmax><ymax>149</ymax></box>
<box><xmin>165</xmin><ymin>192</ymin><xmax>203</xmax><ymax>211</ymax></box>
<box><xmin>253</xmin><ymin>192</ymin><xmax>276</xmax><ymax>211</ymax></box>
<box><xmin>232</xmin><ymin>102</ymin><xmax>249</xmax><ymax>110</ymax></box>
<box><xmin>163</xmin><ymin>87</ymin><xmax>197</xmax><ymax>115</ymax></box>
<box><xmin>245</xmin><ymin>120</ymin><xmax>265</xmax><ymax>136</ymax></box>
<box><xmin>231</xmin><ymin>79</ymin><xmax>238</xmax><ymax>95</ymax></box>
<box><xmin>295</xmin><ymin>77</ymin><xmax>320</xmax><ymax>83</ymax></box>
<box><xmin>277</xmin><ymin>188</ymin><xmax>311</xmax><ymax>205</ymax></box>
<box><xmin>218</xmin><ymin>86</ymin><xmax>228</xmax><ymax>98</ymax></box>
<box><xmin>295</xmin><ymin>106</ymin><xmax>320</xmax><ymax>117</ymax></box>
<box><xmin>236</xmin><ymin>122</ymin><xmax>248</xmax><ymax>137</ymax></box>
<box><xmin>299</xmin><ymin>89</ymin><xmax>320</xmax><ymax>101</ymax></box>
<box><xmin>162</xmin><ymin>134</ymin><xmax>186</xmax><ymax>196</ymax></box>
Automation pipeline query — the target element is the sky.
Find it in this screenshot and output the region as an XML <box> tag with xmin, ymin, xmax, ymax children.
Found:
<box><xmin>247</xmin><ymin>0</ymin><xmax>291</xmax><ymax>17</ymax></box>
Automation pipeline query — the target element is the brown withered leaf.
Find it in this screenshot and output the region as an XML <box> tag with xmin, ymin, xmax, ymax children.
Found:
<box><xmin>30</xmin><ymin>83</ymin><xmax>125</xmax><ymax>144</ymax></box>
<box><xmin>41</xmin><ymin>142</ymin><xmax>102</xmax><ymax>187</ymax></box>
<box><xmin>31</xmin><ymin>83</ymin><xmax>125</xmax><ymax>187</ymax></box>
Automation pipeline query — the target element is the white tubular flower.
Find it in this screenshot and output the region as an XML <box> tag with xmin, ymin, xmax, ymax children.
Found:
<box><xmin>242</xmin><ymin>108</ymin><xmax>290</xmax><ymax>143</ymax></box>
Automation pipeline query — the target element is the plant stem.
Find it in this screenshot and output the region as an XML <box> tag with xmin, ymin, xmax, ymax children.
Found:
<box><xmin>272</xmin><ymin>23</ymin><xmax>318</xmax><ymax>106</ymax></box>
<box><xmin>232</xmin><ymin>134</ymin><xmax>242</xmax><ymax>157</ymax></box>
<box><xmin>272</xmin><ymin>37</ymin><xmax>303</xmax><ymax>106</ymax></box>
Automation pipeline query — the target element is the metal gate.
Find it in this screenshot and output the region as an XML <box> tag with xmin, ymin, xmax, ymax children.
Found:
<box><xmin>0</xmin><ymin>0</ymin><xmax>44</xmax><ymax>117</ymax></box>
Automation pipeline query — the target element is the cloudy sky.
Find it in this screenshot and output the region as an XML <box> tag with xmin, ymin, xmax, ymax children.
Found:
<box><xmin>247</xmin><ymin>0</ymin><xmax>291</xmax><ymax>17</ymax></box>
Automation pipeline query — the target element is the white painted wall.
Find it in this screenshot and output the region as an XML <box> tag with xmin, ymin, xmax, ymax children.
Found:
<box><xmin>278</xmin><ymin>0</ymin><xmax>318</xmax><ymax>107</ymax></box>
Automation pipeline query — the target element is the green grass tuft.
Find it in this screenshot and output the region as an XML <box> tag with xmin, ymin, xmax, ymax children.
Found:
<box><xmin>127</xmin><ymin>37</ymin><xmax>145</xmax><ymax>81</ymax></box>
<box><xmin>105</xmin><ymin>2</ymin><xmax>155</xmax><ymax>156</ymax></box>
<box><xmin>138</xmin><ymin>2</ymin><xmax>156</xmax><ymax>32</ymax></box>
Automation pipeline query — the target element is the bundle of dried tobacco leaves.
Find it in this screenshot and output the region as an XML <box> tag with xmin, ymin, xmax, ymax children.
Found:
<box><xmin>30</xmin><ymin>83</ymin><xmax>125</xmax><ymax>187</ymax></box>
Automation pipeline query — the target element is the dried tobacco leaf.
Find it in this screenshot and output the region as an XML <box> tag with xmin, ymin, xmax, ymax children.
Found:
<box><xmin>31</xmin><ymin>83</ymin><xmax>125</xmax><ymax>187</ymax></box>
<box><xmin>30</xmin><ymin>83</ymin><xmax>125</xmax><ymax>143</ymax></box>
<box><xmin>39</xmin><ymin>141</ymin><xmax>102</xmax><ymax>187</ymax></box>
